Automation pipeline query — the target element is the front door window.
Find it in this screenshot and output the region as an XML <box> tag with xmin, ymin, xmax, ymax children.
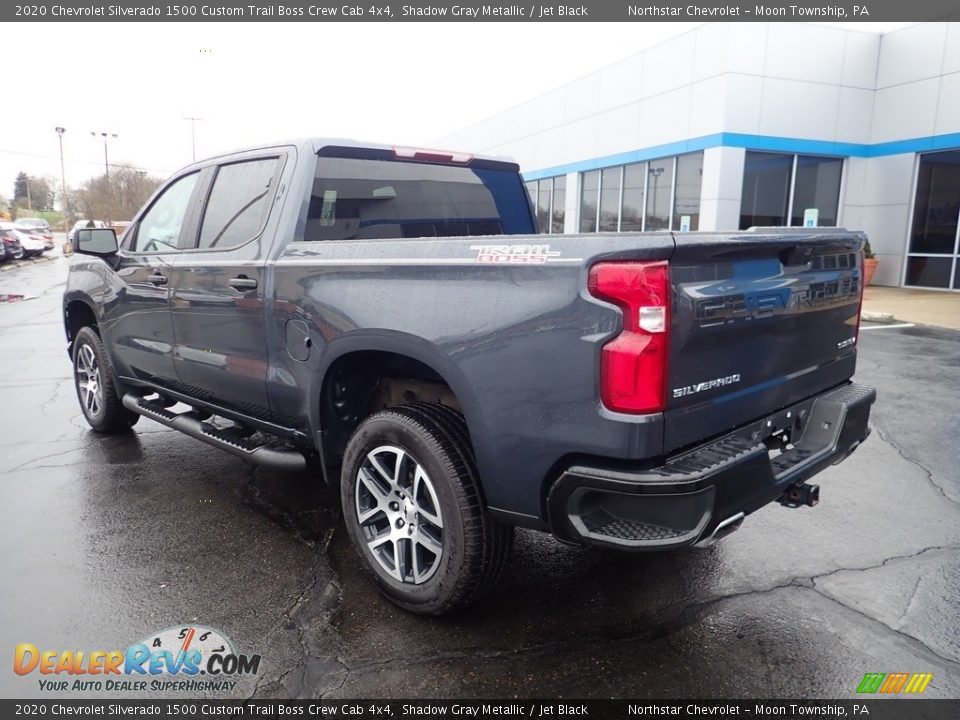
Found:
<box><xmin>130</xmin><ymin>173</ymin><xmax>200</xmax><ymax>253</ymax></box>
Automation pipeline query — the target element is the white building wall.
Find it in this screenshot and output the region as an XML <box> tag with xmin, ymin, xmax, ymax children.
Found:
<box><xmin>439</xmin><ymin>22</ymin><xmax>960</xmax><ymax>288</ymax></box>
<box><xmin>563</xmin><ymin>172</ymin><xmax>578</xmax><ymax>234</ymax></box>
<box><xmin>440</xmin><ymin>23</ymin><xmax>881</xmax><ymax>163</ymax></box>
<box><xmin>699</xmin><ymin>147</ymin><xmax>745</xmax><ymax>232</ymax></box>
<box><xmin>844</xmin><ymin>155</ymin><xmax>917</xmax><ymax>286</ymax></box>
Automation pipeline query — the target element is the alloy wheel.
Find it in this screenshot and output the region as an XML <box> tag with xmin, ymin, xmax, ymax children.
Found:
<box><xmin>355</xmin><ymin>445</ymin><xmax>444</xmax><ymax>584</ymax></box>
<box><xmin>75</xmin><ymin>343</ymin><xmax>102</xmax><ymax>417</ymax></box>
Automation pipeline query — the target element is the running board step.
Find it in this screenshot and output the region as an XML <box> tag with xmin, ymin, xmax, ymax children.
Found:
<box><xmin>122</xmin><ymin>394</ymin><xmax>306</xmax><ymax>472</ymax></box>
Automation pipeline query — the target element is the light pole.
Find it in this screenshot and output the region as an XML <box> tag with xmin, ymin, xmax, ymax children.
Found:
<box><xmin>183</xmin><ymin>117</ymin><xmax>203</xmax><ymax>162</ymax></box>
<box><xmin>90</xmin><ymin>131</ymin><xmax>118</xmax><ymax>179</ymax></box>
<box><xmin>648</xmin><ymin>166</ymin><xmax>664</xmax><ymax>227</ymax></box>
<box><xmin>55</xmin><ymin>127</ymin><xmax>68</xmax><ymax>228</ymax></box>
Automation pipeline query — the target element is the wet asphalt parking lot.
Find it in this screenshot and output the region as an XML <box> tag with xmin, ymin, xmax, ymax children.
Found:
<box><xmin>0</xmin><ymin>249</ymin><xmax>958</xmax><ymax>701</ymax></box>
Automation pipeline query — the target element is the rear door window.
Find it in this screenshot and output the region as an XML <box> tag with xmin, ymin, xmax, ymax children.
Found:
<box><xmin>306</xmin><ymin>156</ymin><xmax>535</xmax><ymax>241</ymax></box>
<box><xmin>197</xmin><ymin>158</ymin><xmax>280</xmax><ymax>250</ymax></box>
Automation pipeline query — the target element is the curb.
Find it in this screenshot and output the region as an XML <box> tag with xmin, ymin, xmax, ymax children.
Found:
<box><xmin>0</xmin><ymin>254</ymin><xmax>56</xmax><ymax>272</ymax></box>
<box><xmin>861</xmin><ymin>311</ymin><xmax>896</xmax><ymax>323</ymax></box>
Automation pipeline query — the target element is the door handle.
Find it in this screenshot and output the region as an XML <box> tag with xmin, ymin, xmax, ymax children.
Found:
<box><xmin>229</xmin><ymin>275</ymin><xmax>258</xmax><ymax>291</ymax></box>
<box><xmin>148</xmin><ymin>272</ymin><xmax>167</xmax><ymax>286</ymax></box>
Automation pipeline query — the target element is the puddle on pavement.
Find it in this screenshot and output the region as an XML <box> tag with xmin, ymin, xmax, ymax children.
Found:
<box><xmin>0</xmin><ymin>293</ymin><xmax>38</xmax><ymax>303</ymax></box>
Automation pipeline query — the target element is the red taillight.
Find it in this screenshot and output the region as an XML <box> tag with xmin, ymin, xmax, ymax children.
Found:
<box><xmin>855</xmin><ymin>249</ymin><xmax>865</xmax><ymax>344</ymax></box>
<box><xmin>588</xmin><ymin>261</ymin><xmax>670</xmax><ymax>414</ymax></box>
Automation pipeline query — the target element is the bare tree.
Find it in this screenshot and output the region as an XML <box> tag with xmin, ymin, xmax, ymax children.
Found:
<box><xmin>73</xmin><ymin>165</ymin><xmax>163</xmax><ymax>222</ymax></box>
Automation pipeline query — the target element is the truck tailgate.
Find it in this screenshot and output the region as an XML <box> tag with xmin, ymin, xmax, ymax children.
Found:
<box><xmin>665</xmin><ymin>230</ymin><xmax>863</xmax><ymax>453</ymax></box>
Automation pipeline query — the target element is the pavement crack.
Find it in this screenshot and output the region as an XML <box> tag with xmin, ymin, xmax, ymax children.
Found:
<box><xmin>896</xmin><ymin>575</ymin><xmax>923</xmax><ymax>626</ymax></box>
<box><xmin>872</xmin><ymin>422</ymin><xmax>960</xmax><ymax>507</ymax></box>
<box><xmin>247</xmin><ymin>527</ymin><xmax>347</xmax><ymax>701</ymax></box>
<box><xmin>809</xmin><ymin>585</ymin><xmax>960</xmax><ymax>668</ymax></box>
<box><xmin>2</xmin><ymin>444</ymin><xmax>89</xmax><ymax>474</ymax></box>
<box><xmin>37</xmin><ymin>380</ymin><xmax>64</xmax><ymax>415</ymax></box>
<box><xmin>806</xmin><ymin>544</ymin><xmax>960</xmax><ymax>585</ymax></box>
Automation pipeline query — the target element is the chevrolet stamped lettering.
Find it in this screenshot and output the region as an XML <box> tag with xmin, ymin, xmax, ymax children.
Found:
<box><xmin>63</xmin><ymin>138</ymin><xmax>875</xmax><ymax>615</ymax></box>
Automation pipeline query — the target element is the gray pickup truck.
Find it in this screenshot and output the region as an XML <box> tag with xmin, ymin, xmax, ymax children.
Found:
<box><xmin>64</xmin><ymin>139</ymin><xmax>875</xmax><ymax>614</ymax></box>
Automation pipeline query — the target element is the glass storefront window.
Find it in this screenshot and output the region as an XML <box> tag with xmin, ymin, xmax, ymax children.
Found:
<box><xmin>599</xmin><ymin>167</ymin><xmax>621</xmax><ymax>232</ymax></box>
<box><xmin>578</xmin><ymin>152</ymin><xmax>702</xmax><ymax>234</ymax></box>
<box><xmin>905</xmin><ymin>257</ymin><xmax>953</xmax><ymax>288</ymax></box>
<box><xmin>645</xmin><ymin>159</ymin><xmax>674</xmax><ymax>231</ymax></box>
<box><xmin>673</xmin><ymin>153</ymin><xmax>703</xmax><ymax>231</ymax></box>
<box><xmin>580</xmin><ymin>170</ymin><xmax>599</xmax><ymax>232</ymax></box>
<box><xmin>525</xmin><ymin>181</ymin><xmax>537</xmax><ymax>214</ymax></box>
<box><xmin>740</xmin><ymin>152</ymin><xmax>792</xmax><ymax>229</ymax></box>
<box><xmin>741</xmin><ymin>152</ymin><xmax>843</xmax><ymax>230</ymax></box>
<box><xmin>536</xmin><ymin>180</ymin><xmax>552</xmax><ymax>234</ymax></box>
<box><xmin>551</xmin><ymin>176</ymin><xmax>566</xmax><ymax>233</ymax></box>
<box><xmin>621</xmin><ymin>162</ymin><xmax>646</xmax><ymax>232</ymax></box>
<box><xmin>790</xmin><ymin>156</ymin><xmax>842</xmax><ymax>228</ymax></box>
<box><xmin>909</xmin><ymin>151</ymin><xmax>960</xmax><ymax>255</ymax></box>
<box><xmin>906</xmin><ymin>150</ymin><xmax>960</xmax><ymax>289</ymax></box>
<box><xmin>525</xmin><ymin>176</ymin><xmax>566</xmax><ymax>234</ymax></box>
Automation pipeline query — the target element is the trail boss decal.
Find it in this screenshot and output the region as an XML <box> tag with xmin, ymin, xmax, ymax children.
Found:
<box><xmin>673</xmin><ymin>374</ymin><xmax>742</xmax><ymax>399</ymax></box>
<box><xmin>472</xmin><ymin>244</ymin><xmax>561</xmax><ymax>264</ymax></box>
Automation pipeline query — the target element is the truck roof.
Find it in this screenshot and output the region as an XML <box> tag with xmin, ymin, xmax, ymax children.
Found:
<box><xmin>181</xmin><ymin>137</ymin><xmax>518</xmax><ymax>170</ymax></box>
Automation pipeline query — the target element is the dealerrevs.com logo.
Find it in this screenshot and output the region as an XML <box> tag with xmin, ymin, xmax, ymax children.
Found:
<box><xmin>13</xmin><ymin>625</ymin><xmax>260</xmax><ymax>693</ymax></box>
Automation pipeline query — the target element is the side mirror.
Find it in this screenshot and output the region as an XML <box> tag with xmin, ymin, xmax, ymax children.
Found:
<box><xmin>75</xmin><ymin>228</ymin><xmax>118</xmax><ymax>257</ymax></box>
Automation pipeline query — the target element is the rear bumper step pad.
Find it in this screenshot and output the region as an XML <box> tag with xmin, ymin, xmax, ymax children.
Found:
<box><xmin>548</xmin><ymin>382</ymin><xmax>876</xmax><ymax>551</ymax></box>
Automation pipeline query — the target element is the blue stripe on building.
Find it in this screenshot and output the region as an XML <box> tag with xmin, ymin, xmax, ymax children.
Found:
<box><xmin>521</xmin><ymin>132</ymin><xmax>960</xmax><ymax>180</ymax></box>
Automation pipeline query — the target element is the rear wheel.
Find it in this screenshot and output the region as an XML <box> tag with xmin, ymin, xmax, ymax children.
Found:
<box><xmin>340</xmin><ymin>402</ymin><xmax>512</xmax><ymax>615</ymax></box>
<box><xmin>72</xmin><ymin>326</ymin><xmax>139</xmax><ymax>433</ymax></box>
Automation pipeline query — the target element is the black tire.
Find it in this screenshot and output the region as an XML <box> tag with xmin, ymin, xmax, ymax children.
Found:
<box><xmin>72</xmin><ymin>326</ymin><xmax>139</xmax><ymax>433</ymax></box>
<box><xmin>340</xmin><ymin>402</ymin><xmax>512</xmax><ymax>615</ymax></box>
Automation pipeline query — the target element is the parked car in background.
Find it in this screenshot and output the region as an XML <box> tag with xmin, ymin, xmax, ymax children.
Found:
<box><xmin>110</xmin><ymin>221</ymin><xmax>132</xmax><ymax>239</ymax></box>
<box><xmin>14</xmin><ymin>229</ymin><xmax>45</xmax><ymax>257</ymax></box>
<box><xmin>0</xmin><ymin>223</ymin><xmax>24</xmax><ymax>262</ymax></box>
<box><xmin>68</xmin><ymin>220</ymin><xmax>108</xmax><ymax>244</ymax></box>
<box><xmin>15</xmin><ymin>218</ymin><xmax>54</xmax><ymax>250</ymax></box>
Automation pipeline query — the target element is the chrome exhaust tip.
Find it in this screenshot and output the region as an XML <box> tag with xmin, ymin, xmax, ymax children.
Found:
<box><xmin>694</xmin><ymin>511</ymin><xmax>745</xmax><ymax>548</ymax></box>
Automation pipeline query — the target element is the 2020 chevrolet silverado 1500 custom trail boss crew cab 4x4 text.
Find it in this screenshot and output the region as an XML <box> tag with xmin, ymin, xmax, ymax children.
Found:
<box><xmin>64</xmin><ymin>139</ymin><xmax>875</xmax><ymax>614</ymax></box>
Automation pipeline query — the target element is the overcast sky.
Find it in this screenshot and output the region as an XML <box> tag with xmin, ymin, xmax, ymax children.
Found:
<box><xmin>2</xmin><ymin>21</ymin><xmax>912</xmax><ymax>201</ymax></box>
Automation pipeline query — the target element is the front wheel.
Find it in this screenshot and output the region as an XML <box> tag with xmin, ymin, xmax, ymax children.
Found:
<box><xmin>72</xmin><ymin>326</ymin><xmax>139</xmax><ymax>433</ymax></box>
<box><xmin>340</xmin><ymin>403</ymin><xmax>512</xmax><ymax>615</ymax></box>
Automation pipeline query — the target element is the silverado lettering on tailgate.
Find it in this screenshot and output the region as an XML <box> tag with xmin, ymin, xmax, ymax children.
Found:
<box><xmin>672</xmin><ymin>374</ymin><xmax>742</xmax><ymax>399</ymax></box>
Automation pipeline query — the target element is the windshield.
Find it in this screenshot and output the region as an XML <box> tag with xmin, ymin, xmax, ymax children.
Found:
<box><xmin>306</xmin><ymin>156</ymin><xmax>534</xmax><ymax>241</ymax></box>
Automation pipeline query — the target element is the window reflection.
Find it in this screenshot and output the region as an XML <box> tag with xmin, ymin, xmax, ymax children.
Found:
<box><xmin>578</xmin><ymin>152</ymin><xmax>701</xmax><ymax>234</ymax></box>
<box><xmin>740</xmin><ymin>152</ymin><xmax>792</xmax><ymax>229</ymax></box>
<box><xmin>580</xmin><ymin>170</ymin><xmax>599</xmax><ymax>233</ymax></box>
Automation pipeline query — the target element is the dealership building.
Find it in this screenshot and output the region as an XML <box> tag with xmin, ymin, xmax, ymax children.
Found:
<box><xmin>440</xmin><ymin>22</ymin><xmax>960</xmax><ymax>290</ymax></box>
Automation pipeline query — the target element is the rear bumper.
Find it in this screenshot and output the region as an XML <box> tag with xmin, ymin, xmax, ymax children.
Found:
<box><xmin>547</xmin><ymin>382</ymin><xmax>875</xmax><ymax>551</ymax></box>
